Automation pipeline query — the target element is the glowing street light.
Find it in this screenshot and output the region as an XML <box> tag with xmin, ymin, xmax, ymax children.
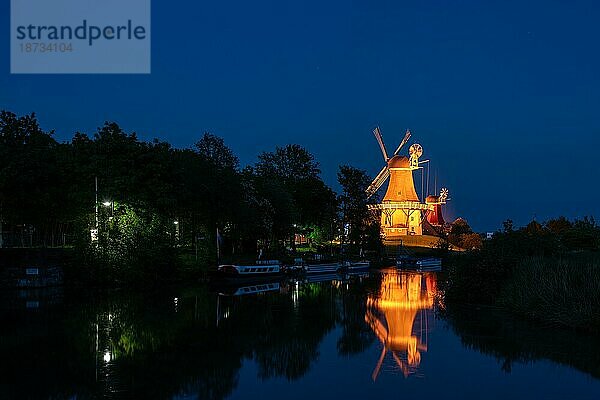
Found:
<box><xmin>101</xmin><ymin>200</ymin><xmax>114</xmax><ymax>220</ymax></box>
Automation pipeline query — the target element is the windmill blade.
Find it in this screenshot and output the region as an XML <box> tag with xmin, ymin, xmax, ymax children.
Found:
<box><xmin>366</xmin><ymin>166</ymin><xmax>390</xmax><ymax>199</ymax></box>
<box><xmin>373</xmin><ymin>127</ymin><xmax>389</xmax><ymax>161</ymax></box>
<box><xmin>366</xmin><ymin>167</ymin><xmax>389</xmax><ymax>198</ymax></box>
<box><xmin>391</xmin><ymin>351</ymin><xmax>410</xmax><ymax>378</ymax></box>
<box><xmin>393</xmin><ymin>129</ymin><xmax>412</xmax><ymax>156</ymax></box>
<box><xmin>371</xmin><ymin>346</ymin><xmax>387</xmax><ymax>382</ymax></box>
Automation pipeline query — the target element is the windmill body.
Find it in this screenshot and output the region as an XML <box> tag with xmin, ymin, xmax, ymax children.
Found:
<box><xmin>366</xmin><ymin>127</ymin><xmax>449</xmax><ymax>239</ymax></box>
<box><xmin>383</xmin><ymin>156</ymin><xmax>420</xmax><ymax>202</ymax></box>
<box><xmin>425</xmin><ymin>195</ymin><xmax>445</xmax><ymax>226</ymax></box>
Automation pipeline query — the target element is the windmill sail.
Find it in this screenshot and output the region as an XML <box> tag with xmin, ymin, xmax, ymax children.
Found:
<box><xmin>393</xmin><ymin>129</ymin><xmax>412</xmax><ymax>156</ymax></box>
<box><xmin>366</xmin><ymin>166</ymin><xmax>390</xmax><ymax>199</ymax></box>
<box><xmin>373</xmin><ymin>127</ymin><xmax>389</xmax><ymax>161</ymax></box>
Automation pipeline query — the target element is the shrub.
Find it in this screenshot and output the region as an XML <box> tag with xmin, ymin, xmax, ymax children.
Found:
<box><xmin>86</xmin><ymin>205</ymin><xmax>179</xmax><ymax>284</ymax></box>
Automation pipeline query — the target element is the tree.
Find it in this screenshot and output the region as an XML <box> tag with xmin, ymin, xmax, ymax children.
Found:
<box><xmin>0</xmin><ymin>111</ymin><xmax>68</xmax><ymax>246</ymax></box>
<box><xmin>337</xmin><ymin>165</ymin><xmax>381</xmax><ymax>255</ymax></box>
<box><xmin>450</xmin><ymin>218</ymin><xmax>473</xmax><ymax>235</ymax></box>
<box><xmin>546</xmin><ymin>216</ymin><xmax>572</xmax><ymax>236</ymax></box>
<box><xmin>195</xmin><ymin>132</ymin><xmax>239</xmax><ymax>170</ymax></box>
<box><xmin>563</xmin><ymin>216</ymin><xmax>599</xmax><ymax>251</ymax></box>
<box><xmin>460</xmin><ymin>233</ymin><xmax>483</xmax><ymax>250</ymax></box>
<box><xmin>502</xmin><ymin>219</ymin><xmax>514</xmax><ymax>233</ymax></box>
<box><xmin>255</xmin><ymin>144</ymin><xmax>319</xmax><ymax>181</ymax></box>
<box><xmin>253</xmin><ymin>144</ymin><xmax>337</xmax><ymax>251</ymax></box>
<box><xmin>448</xmin><ymin>218</ymin><xmax>482</xmax><ymax>250</ymax></box>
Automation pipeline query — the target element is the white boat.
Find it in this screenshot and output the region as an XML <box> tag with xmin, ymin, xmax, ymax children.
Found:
<box><xmin>215</xmin><ymin>260</ymin><xmax>281</xmax><ymax>280</ymax></box>
<box><xmin>345</xmin><ymin>261</ymin><xmax>370</xmax><ymax>271</ymax></box>
<box><xmin>416</xmin><ymin>258</ymin><xmax>442</xmax><ymax>267</ymax></box>
<box><xmin>396</xmin><ymin>257</ymin><xmax>441</xmax><ymax>271</ymax></box>
<box><xmin>298</xmin><ymin>262</ymin><xmax>343</xmax><ymax>275</ymax></box>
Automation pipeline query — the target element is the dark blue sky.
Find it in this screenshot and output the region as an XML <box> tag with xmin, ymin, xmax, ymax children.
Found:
<box><xmin>2</xmin><ymin>1</ymin><xmax>599</xmax><ymax>231</ymax></box>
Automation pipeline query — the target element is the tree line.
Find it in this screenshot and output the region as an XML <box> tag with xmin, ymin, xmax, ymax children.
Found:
<box><xmin>0</xmin><ymin>111</ymin><xmax>380</xmax><ymax>281</ymax></box>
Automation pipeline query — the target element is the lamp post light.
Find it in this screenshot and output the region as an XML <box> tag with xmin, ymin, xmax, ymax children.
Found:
<box><xmin>102</xmin><ymin>200</ymin><xmax>114</xmax><ymax>220</ymax></box>
<box><xmin>174</xmin><ymin>220</ymin><xmax>180</xmax><ymax>242</ymax></box>
<box><xmin>91</xmin><ymin>177</ymin><xmax>114</xmax><ymax>243</ymax></box>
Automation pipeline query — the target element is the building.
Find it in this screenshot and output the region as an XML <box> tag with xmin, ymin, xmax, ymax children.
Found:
<box><xmin>366</xmin><ymin>127</ymin><xmax>449</xmax><ymax>240</ymax></box>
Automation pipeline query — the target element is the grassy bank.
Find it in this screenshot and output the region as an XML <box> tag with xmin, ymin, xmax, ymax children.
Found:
<box><xmin>499</xmin><ymin>254</ymin><xmax>600</xmax><ymax>331</ymax></box>
<box><xmin>443</xmin><ymin>249</ymin><xmax>600</xmax><ymax>332</ymax></box>
<box><xmin>441</xmin><ymin>217</ymin><xmax>600</xmax><ymax>331</ymax></box>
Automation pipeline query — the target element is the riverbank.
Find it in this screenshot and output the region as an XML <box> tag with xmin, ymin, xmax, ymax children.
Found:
<box><xmin>443</xmin><ymin>250</ymin><xmax>600</xmax><ymax>332</ymax></box>
<box><xmin>441</xmin><ymin>217</ymin><xmax>600</xmax><ymax>332</ymax></box>
<box><xmin>499</xmin><ymin>253</ymin><xmax>600</xmax><ymax>331</ymax></box>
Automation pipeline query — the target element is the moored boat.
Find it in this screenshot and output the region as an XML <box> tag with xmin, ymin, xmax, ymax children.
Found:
<box><xmin>291</xmin><ymin>260</ymin><xmax>343</xmax><ymax>275</ymax></box>
<box><xmin>396</xmin><ymin>257</ymin><xmax>441</xmax><ymax>271</ymax></box>
<box><xmin>304</xmin><ymin>262</ymin><xmax>342</xmax><ymax>274</ymax></box>
<box><xmin>212</xmin><ymin>260</ymin><xmax>282</xmax><ymax>282</ymax></box>
<box><xmin>344</xmin><ymin>261</ymin><xmax>370</xmax><ymax>272</ymax></box>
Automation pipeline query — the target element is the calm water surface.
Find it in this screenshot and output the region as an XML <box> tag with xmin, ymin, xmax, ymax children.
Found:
<box><xmin>2</xmin><ymin>268</ymin><xmax>600</xmax><ymax>399</ymax></box>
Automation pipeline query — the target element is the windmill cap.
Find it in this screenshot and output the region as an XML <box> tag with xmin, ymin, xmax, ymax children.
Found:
<box><xmin>387</xmin><ymin>155</ymin><xmax>410</xmax><ymax>168</ymax></box>
<box><xmin>426</xmin><ymin>195</ymin><xmax>440</xmax><ymax>203</ymax></box>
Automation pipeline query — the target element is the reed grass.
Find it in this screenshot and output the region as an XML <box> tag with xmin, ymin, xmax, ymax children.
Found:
<box><xmin>499</xmin><ymin>253</ymin><xmax>600</xmax><ymax>331</ymax></box>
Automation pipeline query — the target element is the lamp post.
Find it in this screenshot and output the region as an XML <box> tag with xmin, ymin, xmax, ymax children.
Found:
<box><xmin>92</xmin><ymin>176</ymin><xmax>114</xmax><ymax>243</ymax></box>
<box><xmin>102</xmin><ymin>201</ymin><xmax>114</xmax><ymax>220</ymax></box>
<box><xmin>174</xmin><ymin>220</ymin><xmax>180</xmax><ymax>242</ymax></box>
<box><xmin>91</xmin><ymin>177</ymin><xmax>99</xmax><ymax>243</ymax></box>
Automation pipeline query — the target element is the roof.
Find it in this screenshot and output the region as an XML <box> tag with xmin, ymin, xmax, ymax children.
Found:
<box><xmin>387</xmin><ymin>155</ymin><xmax>410</xmax><ymax>169</ymax></box>
<box><xmin>426</xmin><ymin>195</ymin><xmax>440</xmax><ymax>204</ymax></box>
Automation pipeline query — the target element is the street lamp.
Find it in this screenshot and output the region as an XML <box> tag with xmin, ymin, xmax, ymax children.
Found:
<box><xmin>102</xmin><ymin>200</ymin><xmax>114</xmax><ymax>220</ymax></box>
<box><xmin>174</xmin><ymin>220</ymin><xmax>180</xmax><ymax>242</ymax></box>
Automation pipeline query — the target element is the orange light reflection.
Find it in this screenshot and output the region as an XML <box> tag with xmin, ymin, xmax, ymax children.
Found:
<box><xmin>366</xmin><ymin>268</ymin><xmax>437</xmax><ymax>380</ymax></box>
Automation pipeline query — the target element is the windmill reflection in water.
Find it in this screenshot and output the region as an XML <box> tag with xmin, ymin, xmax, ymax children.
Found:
<box><xmin>366</xmin><ymin>268</ymin><xmax>437</xmax><ymax>380</ymax></box>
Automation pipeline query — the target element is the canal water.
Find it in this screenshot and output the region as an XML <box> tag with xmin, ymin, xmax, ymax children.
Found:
<box><xmin>2</xmin><ymin>268</ymin><xmax>600</xmax><ymax>399</ymax></box>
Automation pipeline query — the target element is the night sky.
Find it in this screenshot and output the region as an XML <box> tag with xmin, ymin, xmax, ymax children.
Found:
<box><xmin>2</xmin><ymin>1</ymin><xmax>599</xmax><ymax>231</ymax></box>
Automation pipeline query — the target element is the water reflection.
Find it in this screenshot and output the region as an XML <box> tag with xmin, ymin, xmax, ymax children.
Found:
<box><xmin>1</xmin><ymin>271</ymin><xmax>600</xmax><ymax>399</ymax></box>
<box><xmin>213</xmin><ymin>276</ymin><xmax>360</xmax><ymax>382</ymax></box>
<box><xmin>366</xmin><ymin>268</ymin><xmax>436</xmax><ymax>379</ymax></box>
<box><xmin>443</xmin><ymin>304</ymin><xmax>600</xmax><ymax>379</ymax></box>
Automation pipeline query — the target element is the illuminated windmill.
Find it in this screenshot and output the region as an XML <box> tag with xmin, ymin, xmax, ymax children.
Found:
<box><xmin>425</xmin><ymin>188</ymin><xmax>449</xmax><ymax>227</ymax></box>
<box><xmin>366</xmin><ymin>127</ymin><xmax>433</xmax><ymax>237</ymax></box>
